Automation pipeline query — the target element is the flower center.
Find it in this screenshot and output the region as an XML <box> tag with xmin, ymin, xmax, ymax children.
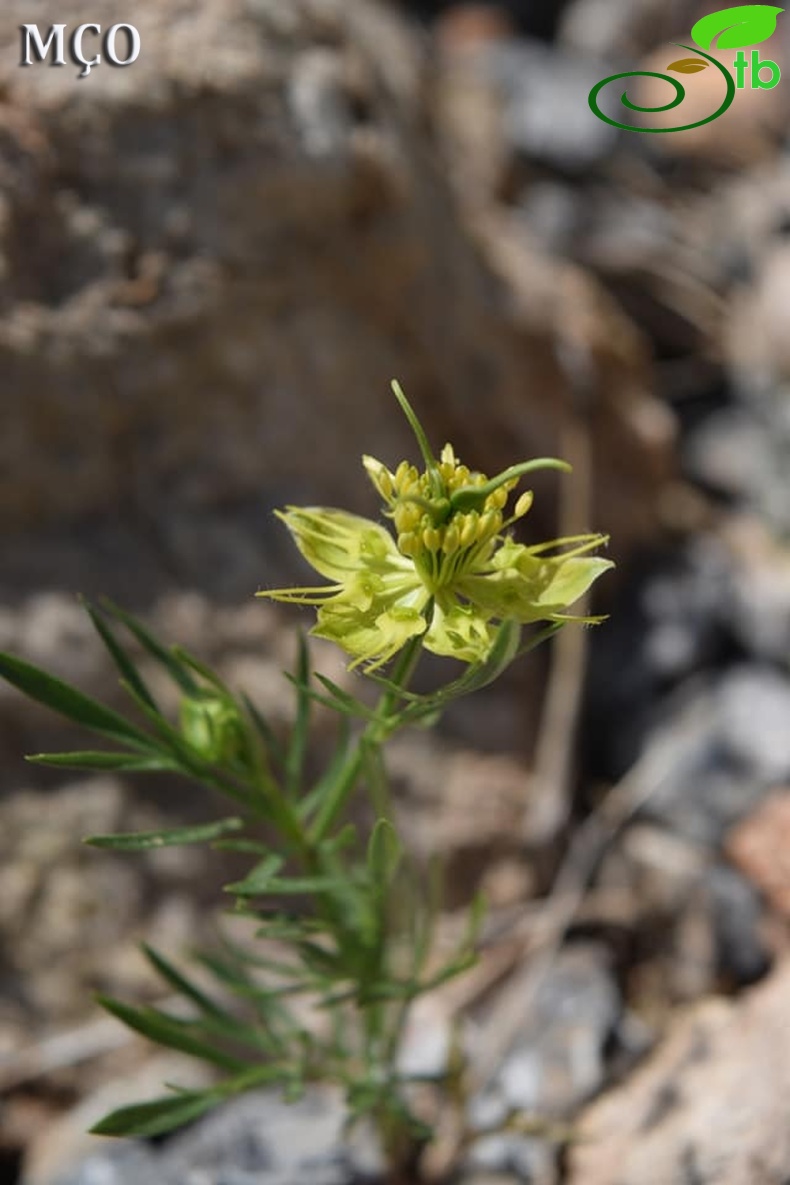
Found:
<box><xmin>388</xmin><ymin>450</ymin><xmax>512</xmax><ymax>594</ymax></box>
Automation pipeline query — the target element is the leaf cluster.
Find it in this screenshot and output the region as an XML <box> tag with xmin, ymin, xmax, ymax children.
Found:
<box><xmin>0</xmin><ymin>601</ymin><xmax>492</xmax><ymax>1144</ymax></box>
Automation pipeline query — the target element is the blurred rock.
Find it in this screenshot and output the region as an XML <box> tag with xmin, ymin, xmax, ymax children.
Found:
<box><xmin>0</xmin><ymin>0</ymin><xmax>671</xmax><ymax>594</ymax></box>
<box><xmin>583</xmin><ymin>536</ymin><xmax>735</xmax><ymax>780</ymax></box>
<box><xmin>558</xmin><ymin>0</ymin><xmax>692</xmax><ymax>58</ymax></box>
<box><xmin>436</xmin><ymin>4</ymin><xmax>516</xmax><ymax>48</ymax></box>
<box><xmin>479</xmin><ymin>40</ymin><xmax>619</xmax><ymax>171</ymax></box>
<box><xmin>727</xmin><ymin>790</ymin><xmax>790</xmax><ymax>921</ymax></box>
<box><xmin>466</xmin><ymin>944</ymin><xmax>619</xmax><ymax>1183</ymax></box>
<box><xmin>494</xmin><ymin>943</ymin><xmax>619</xmax><ymax>1113</ymax></box>
<box><xmin>27</xmin><ymin>1087</ymin><xmax>351</xmax><ymax>1185</ymax></box>
<box><xmin>591</xmin><ymin>823</ymin><xmax>769</xmax><ymax>1009</ymax></box>
<box><xmin>731</xmin><ymin>241</ymin><xmax>790</xmax><ymax>387</ymax></box>
<box><xmin>22</xmin><ymin>1054</ymin><xmax>214</xmax><ymax>1185</ymax></box>
<box><xmin>720</xmin><ymin>516</ymin><xmax>790</xmax><ymax>661</ymax></box>
<box><xmin>640</xmin><ymin>665</ymin><xmax>790</xmax><ymax>846</ymax></box>
<box><xmin>706</xmin><ymin>862</ymin><xmax>770</xmax><ymax>987</ymax></box>
<box><xmin>400</xmin><ymin>0</ymin><xmax>572</xmax><ymax>42</ymax></box>
<box><xmin>567</xmin><ymin>958</ymin><xmax>790</xmax><ymax>1185</ymax></box>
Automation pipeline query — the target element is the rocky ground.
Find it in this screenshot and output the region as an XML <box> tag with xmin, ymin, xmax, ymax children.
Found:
<box><xmin>2</xmin><ymin>1</ymin><xmax>790</xmax><ymax>1182</ymax></box>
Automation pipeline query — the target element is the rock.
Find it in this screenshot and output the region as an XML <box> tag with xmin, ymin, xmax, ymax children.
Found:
<box><xmin>639</xmin><ymin>665</ymin><xmax>790</xmax><ymax>847</ymax></box>
<box><xmin>0</xmin><ymin>0</ymin><xmax>670</xmax><ymax>596</ymax></box>
<box><xmin>730</xmin><ymin>241</ymin><xmax>790</xmax><ymax>385</ymax></box>
<box><xmin>29</xmin><ymin>1088</ymin><xmax>357</xmax><ymax>1185</ymax></box>
<box><xmin>705</xmin><ymin>862</ymin><xmax>770</xmax><ymax>988</ymax></box>
<box><xmin>464</xmin><ymin>944</ymin><xmax>619</xmax><ymax>1184</ymax></box>
<box><xmin>727</xmin><ymin>790</ymin><xmax>790</xmax><ymax>921</ymax></box>
<box><xmin>22</xmin><ymin>1055</ymin><xmax>214</xmax><ymax>1185</ymax></box>
<box><xmin>593</xmin><ymin>824</ymin><xmax>769</xmax><ymax>1007</ymax></box>
<box><xmin>583</xmin><ymin>536</ymin><xmax>735</xmax><ymax>781</ymax></box>
<box><xmin>684</xmin><ymin>408</ymin><xmax>779</xmax><ymax>505</ymax></box>
<box><xmin>435</xmin><ymin>5</ymin><xmax>516</xmax><ymax>49</ymax></box>
<box><xmin>723</xmin><ymin>516</ymin><xmax>790</xmax><ymax>667</ymax></box>
<box><xmin>478</xmin><ymin>39</ymin><xmax>619</xmax><ymax>171</ymax></box>
<box><xmin>402</xmin><ymin>0</ymin><xmax>572</xmax><ymax>43</ymax></box>
<box><xmin>566</xmin><ymin>958</ymin><xmax>790</xmax><ymax>1185</ymax></box>
<box><xmin>494</xmin><ymin>944</ymin><xmax>619</xmax><ymax>1113</ymax></box>
<box><xmin>558</xmin><ymin>0</ymin><xmax>694</xmax><ymax>58</ymax></box>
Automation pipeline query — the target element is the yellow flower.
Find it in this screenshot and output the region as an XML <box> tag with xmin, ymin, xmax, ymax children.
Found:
<box><xmin>258</xmin><ymin>385</ymin><xmax>613</xmax><ymax>670</ymax></box>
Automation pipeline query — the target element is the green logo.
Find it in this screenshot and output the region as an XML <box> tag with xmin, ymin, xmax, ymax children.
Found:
<box><xmin>588</xmin><ymin>4</ymin><xmax>783</xmax><ymax>133</ymax></box>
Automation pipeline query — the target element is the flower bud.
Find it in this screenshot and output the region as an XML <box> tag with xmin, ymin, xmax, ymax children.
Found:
<box><xmin>443</xmin><ymin>523</ymin><xmax>460</xmax><ymax>555</ymax></box>
<box><xmin>459</xmin><ymin>512</ymin><xmax>479</xmax><ymax>548</ymax></box>
<box><xmin>180</xmin><ymin>695</ymin><xmax>245</xmax><ymax>764</ymax></box>
<box><xmin>514</xmin><ymin>490</ymin><xmax>534</xmax><ymax>519</ymax></box>
<box><xmin>423</xmin><ymin>527</ymin><xmax>442</xmax><ymax>552</ymax></box>
<box><xmin>477</xmin><ymin>510</ymin><xmax>502</xmax><ymax>542</ymax></box>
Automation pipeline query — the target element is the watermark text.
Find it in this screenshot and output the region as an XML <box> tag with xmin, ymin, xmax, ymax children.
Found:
<box><xmin>20</xmin><ymin>23</ymin><xmax>140</xmax><ymax>79</ymax></box>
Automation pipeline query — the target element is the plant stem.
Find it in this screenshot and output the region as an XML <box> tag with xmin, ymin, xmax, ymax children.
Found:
<box><xmin>308</xmin><ymin>636</ymin><xmax>424</xmax><ymax>844</ymax></box>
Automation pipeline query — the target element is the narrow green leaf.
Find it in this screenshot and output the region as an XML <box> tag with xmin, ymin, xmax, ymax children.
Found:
<box><xmin>140</xmin><ymin>944</ymin><xmax>230</xmax><ymax>1021</ymax></box>
<box><xmin>96</xmin><ymin>995</ymin><xmax>250</xmax><ymax>1071</ymax></box>
<box><xmin>90</xmin><ymin>1090</ymin><xmax>220</xmax><ymax>1137</ymax></box>
<box><xmin>119</xmin><ymin>679</ymin><xmax>199</xmax><ymax>763</ymax></box>
<box><xmin>227</xmin><ymin>868</ymin><xmax>350</xmax><ymax>898</ymax></box>
<box><xmin>210</xmin><ymin>930</ymin><xmax>305</xmax><ymax>979</ymax></box>
<box><xmin>253</xmin><ymin>914</ymin><xmax>335</xmax><ymax>942</ymax></box>
<box><xmin>298</xmin><ymin>718</ymin><xmax>352</xmax><ymax>821</ymax></box>
<box><xmin>422</xmin><ymin>950</ymin><xmax>478</xmax><ymax>990</ymax></box>
<box><xmin>85</xmin><ymin>817</ymin><xmax>244</xmax><ymax>850</ymax></box>
<box><xmin>194</xmin><ymin>951</ymin><xmax>301</xmax><ymax>1043</ymax></box>
<box><xmin>261</xmin><ymin>874</ymin><xmax>361</xmax><ymax>894</ymax></box>
<box><xmin>391</xmin><ymin>380</ymin><xmax>440</xmax><ymax>483</ymax></box>
<box><xmin>401</xmin><ymin>620</ymin><xmax>558</xmax><ymax>728</ymax></box>
<box><xmin>241</xmin><ymin>693</ymin><xmax>284</xmax><ymax>768</ymax></box>
<box><xmin>296</xmin><ymin>939</ymin><xmax>343</xmax><ymax>978</ymax></box>
<box><xmin>363</xmin><ymin>670</ymin><xmax>423</xmax><ymax>704</ymax></box>
<box><xmin>314</xmin><ymin>674</ymin><xmax>377</xmax><ymax>720</ymax></box>
<box><xmin>411</xmin><ymin>855</ymin><xmax>444</xmax><ymax>982</ymax></box>
<box><xmin>325</xmin><ymin>822</ymin><xmax>358</xmax><ymax>855</ymax></box>
<box><xmin>0</xmin><ymin>651</ymin><xmax>154</xmax><ymax>748</ymax></box>
<box><xmin>82</xmin><ymin>600</ymin><xmax>159</xmax><ymax>713</ymax></box>
<box><xmin>283</xmin><ymin>674</ymin><xmax>360</xmax><ymax>719</ymax></box>
<box><xmin>224</xmin><ymin>853</ymin><xmax>284</xmax><ymax>895</ymax></box>
<box><xmin>211</xmin><ymin>838</ymin><xmax>274</xmax><ymax>855</ymax></box>
<box><xmin>113</xmin><ymin>683</ymin><xmax>252</xmax><ymax>811</ymax></box>
<box><xmin>459</xmin><ymin>890</ymin><xmax>487</xmax><ymax>953</ymax></box>
<box><xmin>446</xmin><ymin>617</ymin><xmax>522</xmax><ymax>696</ymax></box>
<box><xmin>170</xmin><ymin>645</ymin><xmax>232</xmax><ymax>694</ymax></box>
<box><xmin>367</xmin><ymin>819</ymin><xmax>402</xmax><ymax>890</ymax></box>
<box><xmin>27</xmin><ymin>750</ymin><xmax>178</xmax><ymax>772</ymax></box>
<box><xmin>99</xmin><ymin>599</ymin><xmax>199</xmax><ymax>695</ymax></box>
<box><xmin>285</xmin><ymin>633</ymin><xmax>311</xmax><ymax>796</ymax></box>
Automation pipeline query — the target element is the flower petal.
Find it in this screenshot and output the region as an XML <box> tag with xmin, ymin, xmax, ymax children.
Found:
<box><xmin>275</xmin><ymin>507</ymin><xmax>407</xmax><ymax>583</ymax></box>
<box><xmin>424</xmin><ymin>598</ymin><xmax>496</xmax><ymax>663</ymax></box>
<box><xmin>461</xmin><ymin>543</ymin><xmax>614</xmax><ymax>624</ymax></box>
<box><xmin>362</xmin><ymin>455</ymin><xmax>396</xmax><ymax>504</ymax></box>
<box><xmin>312</xmin><ymin>592</ymin><xmax>427</xmax><ymax>670</ymax></box>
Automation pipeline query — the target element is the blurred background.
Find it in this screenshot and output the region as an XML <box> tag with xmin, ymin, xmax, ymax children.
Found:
<box><xmin>1</xmin><ymin>1</ymin><xmax>790</xmax><ymax>1182</ymax></box>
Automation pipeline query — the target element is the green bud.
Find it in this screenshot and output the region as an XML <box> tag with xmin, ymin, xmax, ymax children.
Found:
<box><xmin>180</xmin><ymin>695</ymin><xmax>245</xmax><ymax>764</ymax></box>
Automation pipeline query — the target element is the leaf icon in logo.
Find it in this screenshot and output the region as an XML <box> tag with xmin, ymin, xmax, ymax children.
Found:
<box><xmin>667</xmin><ymin>57</ymin><xmax>711</xmax><ymax>72</ymax></box>
<box><xmin>691</xmin><ymin>4</ymin><xmax>783</xmax><ymax>50</ymax></box>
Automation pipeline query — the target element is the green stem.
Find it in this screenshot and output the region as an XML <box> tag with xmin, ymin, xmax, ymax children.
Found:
<box><xmin>308</xmin><ymin>635</ymin><xmax>424</xmax><ymax>844</ymax></box>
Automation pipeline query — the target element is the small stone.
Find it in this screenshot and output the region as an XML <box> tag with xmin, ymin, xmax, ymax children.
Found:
<box><xmin>727</xmin><ymin>790</ymin><xmax>790</xmax><ymax>921</ymax></box>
